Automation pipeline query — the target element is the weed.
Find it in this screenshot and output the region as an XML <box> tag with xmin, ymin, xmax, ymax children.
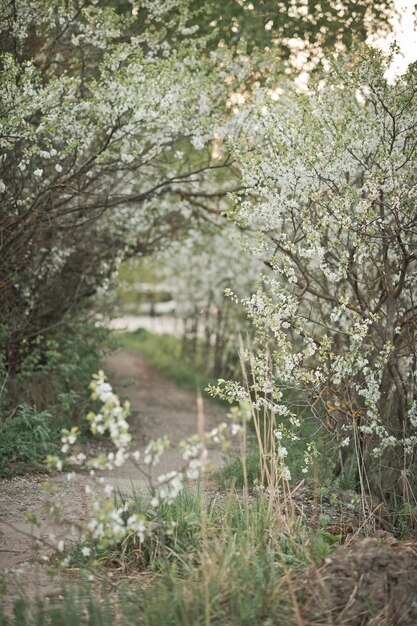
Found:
<box><xmin>217</xmin><ymin>446</ymin><xmax>261</xmax><ymax>489</ymax></box>
<box><xmin>8</xmin><ymin>323</ymin><xmax>115</xmax><ymax>428</ymax></box>
<box><xmin>0</xmin><ymin>322</ymin><xmax>114</xmax><ymax>476</ymax></box>
<box><xmin>115</xmin><ymin>490</ymin><xmax>322</xmax><ymax>626</ymax></box>
<box><xmin>0</xmin><ymin>404</ymin><xmax>57</xmax><ymax>476</ymax></box>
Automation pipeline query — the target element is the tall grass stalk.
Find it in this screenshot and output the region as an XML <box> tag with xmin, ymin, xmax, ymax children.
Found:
<box><xmin>238</xmin><ymin>338</ymin><xmax>294</xmax><ymax>518</ymax></box>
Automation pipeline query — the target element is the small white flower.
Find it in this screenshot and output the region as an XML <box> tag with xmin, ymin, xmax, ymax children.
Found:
<box><xmin>186</xmin><ymin>459</ymin><xmax>201</xmax><ymax>480</ymax></box>
<box><xmin>277</xmin><ymin>446</ymin><xmax>288</xmax><ymax>458</ymax></box>
<box><xmin>191</xmin><ymin>135</ymin><xmax>205</xmax><ymax>150</ymax></box>
<box><xmin>34</xmin><ymin>169</ymin><xmax>43</xmax><ymax>177</ymax></box>
<box><xmin>114</xmin><ymin>448</ymin><xmax>126</xmax><ymax>466</ymax></box>
<box><xmin>55</xmin><ymin>163</ymin><xmax>63</xmax><ymax>173</ymax></box>
<box><xmin>81</xmin><ymin>546</ymin><xmax>91</xmax><ymax>557</ymax></box>
<box><xmin>104</xmin><ymin>483</ymin><xmax>114</xmax><ymax>495</ymax></box>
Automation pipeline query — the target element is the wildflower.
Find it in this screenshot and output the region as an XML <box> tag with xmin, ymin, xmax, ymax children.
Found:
<box><xmin>231</xmin><ymin>423</ymin><xmax>242</xmax><ymax>436</ymax></box>
<box><xmin>277</xmin><ymin>446</ymin><xmax>288</xmax><ymax>458</ymax></box>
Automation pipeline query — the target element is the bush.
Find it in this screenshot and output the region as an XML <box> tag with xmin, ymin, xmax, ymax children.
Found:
<box><xmin>0</xmin><ymin>322</ymin><xmax>114</xmax><ymax>475</ymax></box>
<box><xmin>229</xmin><ymin>50</ymin><xmax>417</xmax><ymax>505</ymax></box>
<box><xmin>4</xmin><ymin>322</ymin><xmax>114</xmax><ymax>426</ymax></box>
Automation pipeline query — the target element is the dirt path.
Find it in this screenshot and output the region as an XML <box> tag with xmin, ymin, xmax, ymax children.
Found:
<box><xmin>102</xmin><ymin>349</ymin><xmax>226</xmax><ymax>492</ymax></box>
<box><xmin>107</xmin><ymin>349</ymin><xmax>225</xmax><ymax>445</ymax></box>
<box><xmin>0</xmin><ymin>349</ymin><xmax>228</xmax><ymax>612</ymax></box>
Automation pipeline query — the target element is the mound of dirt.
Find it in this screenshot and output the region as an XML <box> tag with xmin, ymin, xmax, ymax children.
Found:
<box><xmin>301</xmin><ymin>532</ymin><xmax>417</xmax><ymax>625</ymax></box>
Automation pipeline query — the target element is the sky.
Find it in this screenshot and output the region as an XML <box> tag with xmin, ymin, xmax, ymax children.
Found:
<box><xmin>376</xmin><ymin>0</ymin><xmax>417</xmax><ymax>79</ymax></box>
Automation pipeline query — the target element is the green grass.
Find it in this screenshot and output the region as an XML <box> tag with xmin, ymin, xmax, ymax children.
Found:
<box><xmin>2</xmin><ymin>487</ymin><xmax>339</xmax><ymax>626</ymax></box>
<box><xmin>0</xmin><ymin>584</ymin><xmax>114</xmax><ymax>626</ymax></box>
<box><xmin>0</xmin><ymin>404</ymin><xmax>59</xmax><ymax>477</ymax></box>
<box><xmin>0</xmin><ymin>322</ymin><xmax>114</xmax><ymax>477</ymax></box>
<box><xmin>216</xmin><ymin>446</ymin><xmax>262</xmax><ymax>490</ymax></box>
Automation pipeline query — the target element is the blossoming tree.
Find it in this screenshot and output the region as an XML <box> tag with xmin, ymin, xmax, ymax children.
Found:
<box><xmin>0</xmin><ymin>0</ymin><xmax>243</xmax><ymax>370</ymax></box>
<box><xmin>230</xmin><ymin>49</ymin><xmax>417</xmax><ymax>504</ymax></box>
<box><xmin>154</xmin><ymin>223</ymin><xmax>262</xmax><ymax>378</ymax></box>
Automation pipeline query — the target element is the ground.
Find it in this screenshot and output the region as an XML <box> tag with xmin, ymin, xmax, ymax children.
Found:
<box><xmin>0</xmin><ymin>349</ymin><xmax>227</xmax><ymax>613</ymax></box>
<box><xmin>1</xmin><ymin>350</ymin><xmax>417</xmax><ymax>625</ymax></box>
<box><xmin>299</xmin><ymin>533</ymin><xmax>417</xmax><ymax>625</ymax></box>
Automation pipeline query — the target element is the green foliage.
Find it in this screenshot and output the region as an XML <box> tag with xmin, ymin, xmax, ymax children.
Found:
<box><xmin>6</xmin><ymin>323</ymin><xmax>114</xmax><ymax>426</ymax></box>
<box><xmin>123</xmin><ymin>488</ymin><xmax>206</xmax><ymax>571</ymax></box>
<box><xmin>217</xmin><ymin>447</ymin><xmax>262</xmax><ymax>489</ymax></box>
<box><xmin>185</xmin><ymin>0</ymin><xmax>394</xmax><ymax>68</ymax></box>
<box><xmin>18</xmin><ymin>490</ymin><xmax>333</xmax><ymax>626</ymax></box>
<box><xmin>0</xmin><ymin>404</ymin><xmax>55</xmax><ymax>476</ymax></box>
<box><xmin>142</xmin><ymin>489</ymin><xmax>205</xmax><ymax>568</ymax></box>
<box><xmin>218</xmin><ymin>414</ymin><xmax>337</xmax><ymax>492</ymax></box>
<box><xmin>63</xmin><ymin>488</ymin><xmax>206</xmax><ymax>572</ymax></box>
<box><xmin>102</xmin><ymin>492</ymin><xmax>327</xmax><ymax>626</ymax></box>
<box><xmin>0</xmin><ymin>322</ymin><xmax>113</xmax><ymax>476</ymax></box>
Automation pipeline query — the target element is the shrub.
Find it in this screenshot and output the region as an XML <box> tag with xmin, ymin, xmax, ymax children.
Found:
<box><xmin>228</xmin><ymin>49</ymin><xmax>417</xmax><ymax>506</ymax></box>
<box><xmin>0</xmin><ymin>322</ymin><xmax>113</xmax><ymax>475</ymax></box>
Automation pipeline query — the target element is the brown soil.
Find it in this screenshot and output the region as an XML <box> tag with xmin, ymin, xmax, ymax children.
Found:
<box><xmin>0</xmin><ymin>472</ymin><xmax>99</xmax><ymax>613</ymax></box>
<box><xmin>300</xmin><ymin>533</ymin><xmax>417</xmax><ymax>625</ymax></box>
